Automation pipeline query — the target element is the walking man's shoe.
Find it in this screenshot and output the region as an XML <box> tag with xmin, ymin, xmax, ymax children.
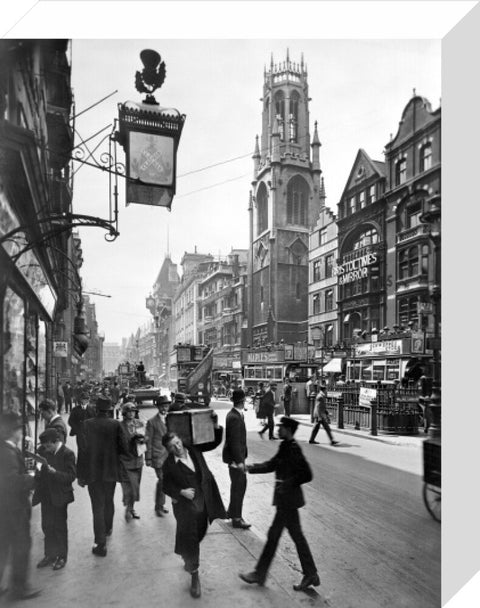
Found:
<box><xmin>331</xmin><ymin>440</ymin><xmax>339</xmax><ymax>446</ymax></box>
<box><xmin>92</xmin><ymin>544</ymin><xmax>107</xmax><ymax>557</ymax></box>
<box><xmin>239</xmin><ymin>571</ymin><xmax>265</xmax><ymax>586</ymax></box>
<box><xmin>37</xmin><ymin>556</ymin><xmax>54</xmax><ymax>568</ymax></box>
<box><xmin>52</xmin><ymin>557</ymin><xmax>66</xmax><ymax>570</ymax></box>
<box><xmin>232</xmin><ymin>518</ymin><xmax>251</xmax><ymax>529</ymax></box>
<box><xmin>155</xmin><ymin>507</ymin><xmax>168</xmax><ymax>517</ymax></box>
<box><xmin>293</xmin><ymin>572</ymin><xmax>321</xmax><ymax>591</ymax></box>
<box><xmin>258</xmin><ymin>431</ymin><xmax>264</xmax><ymax>440</ymax></box>
<box><xmin>130</xmin><ymin>509</ymin><xmax>140</xmax><ymax>519</ymax></box>
<box><xmin>309</xmin><ymin>440</ymin><xmax>320</xmax><ymax>444</ymax></box>
<box><xmin>190</xmin><ymin>571</ymin><xmax>201</xmax><ymax>598</ymax></box>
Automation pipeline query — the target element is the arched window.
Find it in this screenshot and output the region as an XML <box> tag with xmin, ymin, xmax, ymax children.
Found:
<box><xmin>289</xmin><ymin>91</ymin><xmax>300</xmax><ymax>142</ymax></box>
<box><xmin>274</xmin><ymin>91</ymin><xmax>285</xmax><ymax>141</ymax></box>
<box><xmin>286</xmin><ymin>175</ymin><xmax>309</xmax><ymax>226</ymax></box>
<box><xmin>420</xmin><ymin>143</ymin><xmax>432</xmax><ymax>172</ymax></box>
<box><xmin>352</xmin><ymin>228</ymin><xmax>379</xmax><ymax>250</ymax></box>
<box><xmin>256</xmin><ymin>182</ymin><xmax>268</xmax><ymax>235</ymax></box>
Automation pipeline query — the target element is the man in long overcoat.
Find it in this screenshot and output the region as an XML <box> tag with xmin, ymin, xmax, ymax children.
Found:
<box><xmin>258</xmin><ymin>382</ymin><xmax>277</xmax><ymax>440</ymax></box>
<box><xmin>77</xmin><ymin>396</ymin><xmax>129</xmax><ymax>557</ymax></box>
<box><xmin>145</xmin><ymin>395</ymin><xmax>171</xmax><ymax>516</ymax></box>
<box><xmin>222</xmin><ymin>388</ymin><xmax>250</xmax><ymax>529</ymax></box>
<box><xmin>162</xmin><ymin>424</ymin><xmax>226</xmax><ymax>599</ymax></box>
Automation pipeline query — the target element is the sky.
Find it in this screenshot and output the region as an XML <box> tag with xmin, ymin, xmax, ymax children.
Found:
<box><xmin>69</xmin><ymin>38</ymin><xmax>441</xmax><ymax>344</ymax></box>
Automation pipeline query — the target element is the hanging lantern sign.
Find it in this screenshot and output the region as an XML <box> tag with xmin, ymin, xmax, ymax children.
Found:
<box><xmin>116</xmin><ymin>50</ymin><xmax>186</xmax><ymax>210</ymax></box>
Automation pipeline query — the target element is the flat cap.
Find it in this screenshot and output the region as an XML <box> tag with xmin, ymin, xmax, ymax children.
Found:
<box><xmin>276</xmin><ymin>416</ymin><xmax>299</xmax><ymax>434</ymax></box>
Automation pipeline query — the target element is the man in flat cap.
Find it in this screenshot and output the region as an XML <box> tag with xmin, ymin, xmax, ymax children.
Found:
<box><xmin>32</xmin><ymin>429</ymin><xmax>76</xmax><ymax>571</ymax></box>
<box><xmin>222</xmin><ymin>388</ymin><xmax>251</xmax><ymax>529</ymax></box>
<box><xmin>0</xmin><ymin>412</ymin><xmax>41</xmax><ymax>600</ymax></box>
<box><xmin>77</xmin><ymin>396</ymin><xmax>129</xmax><ymax>557</ymax></box>
<box><xmin>239</xmin><ymin>416</ymin><xmax>320</xmax><ymax>592</ymax></box>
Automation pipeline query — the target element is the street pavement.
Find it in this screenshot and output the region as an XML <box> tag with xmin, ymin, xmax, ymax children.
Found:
<box><xmin>3</xmin><ymin>402</ymin><xmax>438</xmax><ymax>608</ymax></box>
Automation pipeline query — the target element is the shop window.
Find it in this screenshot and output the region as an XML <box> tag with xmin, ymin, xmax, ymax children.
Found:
<box><xmin>395</xmin><ymin>158</ymin><xmax>407</xmax><ymax>186</ymax></box>
<box><xmin>287</xmin><ymin>176</ymin><xmax>309</xmax><ymax>226</ymax></box>
<box><xmin>325</xmin><ymin>254</ymin><xmax>334</xmax><ymax>278</ymax></box>
<box><xmin>2</xmin><ymin>287</ymin><xmax>25</xmax><ymax>415</ymax></box>
<box><xmin>420</xmin><ymin>143</ymin><xmax>432</xmax><ymax>172</ymax></box>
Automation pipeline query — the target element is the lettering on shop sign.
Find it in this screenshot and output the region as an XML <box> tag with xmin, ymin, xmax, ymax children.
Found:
<box><xmin>355</xmin><ymin>339</ymin><xmax>403</xmax><ymax>356</ymax></box>
<box><xmin>333</xmin><ymin>252</ymin><xmax>378</xmax><ymax>285</ymax></box>
<box><xmin>359</xmin><ymin>387</ymin><xmax>377</xmax><ymax>408</ymax></box>
<box><xmin>247</xmin><ymin>351</ymin><xmax>284</xmax><ymax>363</ymax></box>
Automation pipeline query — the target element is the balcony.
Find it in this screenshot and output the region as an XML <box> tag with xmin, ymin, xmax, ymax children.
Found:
<box><xmin>396</xmin><ymin>224</ymin><xmax>430</xmax><ymax>244</ymax></box>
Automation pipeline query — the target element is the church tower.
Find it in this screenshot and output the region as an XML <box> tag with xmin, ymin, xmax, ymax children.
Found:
<box><xmin>248</xmin><ymin>51</ymin><xmax>324</xmax><ymax>345</ymax></box>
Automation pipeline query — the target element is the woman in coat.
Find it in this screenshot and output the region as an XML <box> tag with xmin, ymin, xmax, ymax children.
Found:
<box><xmin>119</xmin><ymin>402</ymin><xmax>145</xmax><ymax>521</ymax></box>
<box><xmin>162</xmin><ymin>424</ymin><xmax>226</xmax><ymax>599</ymax></box>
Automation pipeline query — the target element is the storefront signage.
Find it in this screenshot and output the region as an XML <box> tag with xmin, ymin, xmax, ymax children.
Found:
<box><xmin>246</xmin><ymin>350</ymin><xmax>284</xmax><ymax>364</ymax></box>
<box><xmin>53</xmin><ymin>341</ymin><xmax>68</xmax><ymax>357</ymax></box>
<box><xmin>359</xmin><ymin>387</ymin><xmax>377</xmax><ymax>408</ymax></box>
<box><xmin>333</xmin><ymin>252</ymin><xmax>377</xmax><ymax>285</ymax></box>
<box><xmin>355</xmin><ymin>339</ymin><xmax>403</xmax><ymax>357</ymax></box>
<box><xmin>284</xmin><ymin>344</ymin><xmax>294</xmax><ymax>360</ymax></box>
<box><xmin>213</xmin><ymin>354</ymin><xmax>242</xmax><ymax>369</ymax></box>
<box><xmin>411</xmin><ymin>332</ymin><xmax>425</xmax><ymax>354</ymax></box>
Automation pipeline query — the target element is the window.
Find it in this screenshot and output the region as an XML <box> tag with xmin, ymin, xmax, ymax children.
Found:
<box><xmin>398</xmin><ymin>296</ymin><xmax>418</xmax><ymax>326</ymax></box>
<box><xmin>398</xmin><ymin>246</ymin><xmax>419</xmax><ymax>279</ymax></box>
<box><xmin>287</xmin><ymin>176</ymin><xmax>309</xmax><ymax>226</ymax></box>
<box><xmin>312</xmin><ymin>293</ymin><xmax>320</xmax><ymax>315</ymax></box>
<box><xmin>353</xmin><ymin>228</ymin><xmax>379</xmax><ymax>250</ymax></box>
<box><xmin>348</xmin><ymin>196</ymin><xmax>356</xmax><ymax>216</ymax></box>
<box><xmin>289</xmin><ymin>92</ymin><xmax>299</xmax><ymax>142</ymax></box>
<box><xmin>395</xmin><ymin>158</ymin><xmax>407</xmax><ymax>186</ymax></box>
<box><xmin>256</xmin><ymin>182</ymin><xmax>268</xmax><ymax>234</ymax></box>
<box><xmin>313</xmin><ymin>260</ymin><xmax>322</xmax><ymax>282</ymax></box>
<box><xmin>420</xmin><ymin>143</ymin><xmax>432</xmax><ymax>172</ymax></box>
<box><xmin>325</xmin><ymin>254</ymin><xmax>334</xmax><ymax>278</ymax></box>
<box><xmin>406</xmin><ymin>201</ymin><xmax>422</xmax><ymax>228</ymax></box>
<box><xmin>260</xmin><ymin>285</ymin><xmax>264</xmax><ymax>303</ymax></box>
<box><xmin>359</xmin><ymin>191</ymin><xmax>366</xmax><ymax>209</ymax></box>
<box><xmin>368</xmin><ymin>184</ymin><xmax>376</xmax><ymax>204</ymax></box>
<box><xmin>325</xmin><ymin>289</ymin><xmax>333</xmax><ymax>312</ymax></box>
<box><xmin>319</xmin><ymin>228</ymin><xmax>327</xmax><ymax>246</ymax></box>
<box><xmin>274</xmin><ymin>91</ymin><xmax>285</xmax><ymax>141</ymax></box>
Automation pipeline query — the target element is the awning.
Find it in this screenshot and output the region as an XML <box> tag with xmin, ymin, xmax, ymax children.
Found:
<box><xmin>322</xmin><ymin>358</ymin><xmax>343</xmax><ymax>373</ymax></box>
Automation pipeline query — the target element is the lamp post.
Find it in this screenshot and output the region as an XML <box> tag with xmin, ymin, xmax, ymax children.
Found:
<box><xmin>420</xmin><ymin>193</ymin><xmax>441</xmax><ymax>440</ymax></box>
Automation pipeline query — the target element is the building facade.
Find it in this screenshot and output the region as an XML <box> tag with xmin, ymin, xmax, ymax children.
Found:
<box><xmin>248</xmin><ymin>52</ymin><xmax>325</xmax><ymax>345</ymax></box>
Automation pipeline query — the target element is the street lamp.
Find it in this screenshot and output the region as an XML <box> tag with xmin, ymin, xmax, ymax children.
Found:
<box><xmin>420</xmin><ymin>193</ymin><xmax>441</xmax><ymax>440</ymax></box>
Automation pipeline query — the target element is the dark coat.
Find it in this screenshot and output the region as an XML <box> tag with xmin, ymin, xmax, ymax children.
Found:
<box><xmin>68</xmin><ymin>404</ymin><xmax>96</xmax><ymax>437</ymax></box>
<box><xmin>77</xmin><ymin>415</ymin><xmax>129</xmax><ymax>483</ymax></box>
<box><xmin>258</xmin><ymin>388</ymin><xmax>275</xmax><ymax>418</ymax></box>
<box><xmin>32</xmin><ymin>445</ymin><xmax>76</xmax><ymax>507</ymax></box>
<box><xmin>248</xmin><ymin>438</ymin><xmax>312</xmax><ymax>510</ymax></box>
<box><xmin>163</xmin><ymin>427</ymin><xmax>226</xmax><ymax>524</ymax></box>
<box><xmin>222</xmin><ymin>407</ymin><xmax>247</xmax><ymax>465</ymax></box>
<box><xmin>46</xmin><ymin>415</ymin><xmax>68</xmax><ymax>444</ymax></box>
<box><xmin>145</xmin><ymin>413</ymin><xmax>168</xmax><ymax>469</ymax></box>
<box><xmin>0</xmin><ymin>441</ymin><xmax>35</xmax><ymax>515</ymax></box>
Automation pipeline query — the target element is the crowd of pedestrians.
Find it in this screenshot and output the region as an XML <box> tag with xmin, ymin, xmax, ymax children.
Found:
<box><xmin>0</xmin><ymin>376</ymin><xmax>332</xmax><ymax>602</ymax></box>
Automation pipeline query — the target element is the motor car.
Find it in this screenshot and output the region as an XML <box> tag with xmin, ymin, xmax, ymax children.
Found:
<box><xmin>131</xmin><ymin>385</ymin><xmax>161</xmax><ymax>405</ymax></box>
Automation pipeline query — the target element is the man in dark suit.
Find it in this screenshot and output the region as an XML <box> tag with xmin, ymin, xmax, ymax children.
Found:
<box><xmin>33</xmin><ymin>429</ymin><xmax>76</xmax><ymax>571</ymax></box>
<box><xmin>222</xmin><ymin>388</ymin><xmax>251</xmax><ymax>529</ymax></box>
<box><xmin>77</xmin><ymin>396</ymin><xmax>129</xmax><ymax>557</ymax></box>
<box><xmin>0</xmin><ymin>412</ymin><xmax>41</xmax><ymax>600</ymax></box>
<box><xmin>145</xmin><ymin>395</ymin><xmax>171</xmax><ymax>517</ymax></box>
<box><xmin>39</xmin><ymin>399</ymin><xmax>68</xmax><ymax>444</ymax></box>
<box><xmin>258</xmin><ymin>382</ymin><xmax>277</xmax><ymax>440</ymax></box>
<box><xmin>240</xmin><ymin>416</ymin><xmax>320</xmax><ymax>592</ymax></box>
<box><xmin>162</xmin><ymin>424</ymin><xmax>226</xmax><ymax>599</ymax></box>
<box><xmin>67</xmin><ymin>391</ymin><xmax>96</xmax><ymax>448</ymax></box>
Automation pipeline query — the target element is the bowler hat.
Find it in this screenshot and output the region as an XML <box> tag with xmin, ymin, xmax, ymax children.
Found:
<box><xmin>231</xmin><ymin>388</ymin><xmax>246</xmax><ymax>404</ymax></box>
<box><xmin>276</xmin><ymin>416</ymin><xmax>299</xmax><ymax>434</ymax></box>
<box><xmin>156</xmin><ymin>395</ymin><xmax>172</xmax><ymax>407</ymax></box>
<box><xmin>96</xmin><ymin>396</ymin><xmax>113</xmax><ymax>411</ymax></box>
<box><xmin>39</xmin><ymin>428</ymin><xmax>60</xmax><ymax>443</ymax></box>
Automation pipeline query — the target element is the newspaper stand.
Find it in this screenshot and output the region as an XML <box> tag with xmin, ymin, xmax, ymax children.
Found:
<box><xmin>166</xmin><ymin>408</ymin><xmax>215</xmax><ymax>446</ymax></box>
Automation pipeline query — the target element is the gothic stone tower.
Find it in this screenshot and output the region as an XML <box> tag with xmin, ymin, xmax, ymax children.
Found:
<box><xmin>248</xmin><ymin>51</ymin><xmax>325</xmax><ymax>345</ymax></box>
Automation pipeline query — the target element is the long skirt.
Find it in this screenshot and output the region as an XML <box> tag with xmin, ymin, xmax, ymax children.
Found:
<box><xmin>121</xmin><ymin>467</ymin><xmax>142</xmax><ymax>506</ymax></box>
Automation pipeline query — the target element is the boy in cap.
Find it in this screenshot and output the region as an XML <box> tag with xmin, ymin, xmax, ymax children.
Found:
<box><xmin>33</xmin><ymin>429</ymin><xmax>76</xmax><ymax>571</ymax></box>
<box><xmin>239</xmin><ymin>416</ymin><xmax>320</xmax><ymax>592</ymax></box>
<box><xmin>145</xmin><ymin>395</ymin><xmax>171</xmax><ymax>517</ymax></box>
<box><xmin>222</xmin><ymin>389</ymin><xmax>251</xmax><ymax>529</ymax></box>
<box><xmin>0</xmin><ymin>412</ymin><xmax>41</xmax><ymax>600</ymax></box>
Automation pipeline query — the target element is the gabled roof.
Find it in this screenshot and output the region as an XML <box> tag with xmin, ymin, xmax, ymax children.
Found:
<box><xmin>386</xmin><ymin>95</ymin><xmax>440</xmax><ymax>150</ymax></box>
<box><xmin>339</xmin><ymin>149</ymin><xmax>386</xmax><ymax>202</ymax></box>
